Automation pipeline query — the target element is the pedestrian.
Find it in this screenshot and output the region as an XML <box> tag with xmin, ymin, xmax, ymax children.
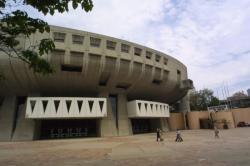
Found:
<box><xmin>156</xmin><ymin>128</ymin><xmax>160</xmax><ymax>142</ymax></box>
<box><xmin>175</xmin><ymin>129</ymin><xmax>183</xmax><ymax>142</ymax></box>
<box><xmin>214</xmin><ymin>126</ymin><xmax>219</xmax><ymax>138</ymax></box>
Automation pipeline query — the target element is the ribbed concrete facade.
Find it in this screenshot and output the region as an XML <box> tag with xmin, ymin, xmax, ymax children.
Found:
<box><xmin>0</xmin><ymin>26</ymin><xmax>193</xmax><ymax>141</ymax></box>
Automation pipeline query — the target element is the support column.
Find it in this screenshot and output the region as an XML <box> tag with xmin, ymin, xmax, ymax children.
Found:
<box><xmin>98</xmin><ymin>92</ymin><xmax>118</xmax><ymax>136</ymax></box>
<box><xmin>159</xmin><ymin>118</ymin><xmax>169</xmax><ymax>132</ymax></box>
<box><xmin>117</xmin><ymin>93</ymin><xmax>132</xmax><ymax>136</ymax></box>
<box><xmin>12</xmin><ymin>94</ymin><xmax>39</xmax><ymax>141</ymax></box>
<box><xmin>179</xmin><ymin>94</ymin><xmax>190</xmax><ymax>129</ymax></box>
<box><xmin>179</xmin><ymin>94</ymin><xmax>190</xmax><ymax>113</ymax></box>
<box><xmin>11</xmin><ymin>104</ymin><xmax>36</xmax><ymax>141</ymax></box>
<box><xmin>0</xmin><ymin>96</ymin><xmax>17</xmax><ymax>141</ymax></box>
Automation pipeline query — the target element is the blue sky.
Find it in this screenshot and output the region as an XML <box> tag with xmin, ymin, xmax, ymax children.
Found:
<box><xmin>21</xmin><ymin>0</ymin><xmax>250</xmax><ymax>98</ymax></box>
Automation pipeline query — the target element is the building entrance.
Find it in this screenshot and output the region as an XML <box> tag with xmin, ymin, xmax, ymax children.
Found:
<box><xmin>39</xmin><ymin>119</ymin><xmax>98</xmax><ymax>139</ymax></box>
<box><xmin>131</xmin><ymin>119</ymin><xmax>151</xmax><ymax>134</ymax></box>
<box><xmin>131</xmin><ymin>118</ymin><xmax>162</xmax><ymax>134</ymax></box>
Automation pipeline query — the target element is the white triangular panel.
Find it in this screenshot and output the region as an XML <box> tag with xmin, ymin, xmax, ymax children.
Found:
<box><xmin>59</xmin><ymin>98</ymin><xmax>69</xmax><ymax>118</ymax></box>
<box><xmin>156</xmin><ymin>104</ymin><xmax>160</xmax><ymax>116</ymax></box>
<box><xmin>49</xmin><ymin>99</ymin><xmax>58</xmax><ymax>118</ymax></box>
<box><xmin>25</xmin><ymin>98</ymin><xmax>32</xmax><ymax>118</ymax></box>
<box><xmin>137</xmin><ymin>102</ymin><xmax>141</xmax><ymax>112</ymax></box>
<box><xmin>146</xmin><ymin>103</ymin><xmax>150</xmax><ymax>117</ymax></box>
<box><xmin>84</xmin><ymin>99</ymin><xmax>92</xmax><ymax>117</ymax></box>
<box><xmin>165</xmin><ymin>105</ymin><xmax>168</xmax><ymax>116</ymax></box>
<box><xmin>135</xmin><ymin>101</ymin><xmax>140</xmax><ymax>117</ymax></box>
<box><xmin>68</xmin><ymin>99</ymin><xmax>79</xmax><ymax>117</ymax></box>
<box><xmin>98</xmin><ymin>100</ymin><xmax>104</xmax><ymax>115</ymax></box>
<box><xmin>79</xmin><ymin>100</ymin><xmax>86</xmax><ymax>117</ymax></box>
<box><xmin>91</xmin><ymin>100</ymin><xmax>98</xmax><ymax>117</ymax></box>
<box><xmin>96</xmin><ymin>100</ymin><xmax>101</xmax><ymax>117</ymax></box>
<box><xmin>33</xmin><ymin>99</ymin><xmax>44</xmax><ymax>118</ymax></box>
<box><xmin>160</xmin><ymin>105</ymin><xmax>163</xmax><ymax>116</ymax></box>
<box><xmin>44</xmin><ymin>98</ymin><xmax>53</xmax><ymax>117</ymax></box>
<box><xmin>101</xmin><ymin>100</ymin><xmax>107</xmax><ymax>117</ymax></box>
<box><xmin>141</xmin><ymin>103</ymin><xmax>146</xmax><ymax>117</ymax></box>
<box><xmin>54</xmin><ymin>98</ymin><xmax>64</xmax><ymax>118</ymax></box>
<box><xmin>152</xmin><ymin>104</ymin><xmax>155</xmax><ymax>117</ymax></box>
<box><xmin>51</xmin><ymin>98</ymin><xmax>62</xmax><ymax>118</ymax></box>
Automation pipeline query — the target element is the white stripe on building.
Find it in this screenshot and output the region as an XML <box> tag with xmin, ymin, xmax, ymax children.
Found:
<box><xmin>127</xmin><ymin>100</ymin><xmax>169</xmax><ymax>118</ymax></box>
<box><xmin>25</xmin><ymin>97</ymin><xmax>107</xmax><ymax>119</ymax></box>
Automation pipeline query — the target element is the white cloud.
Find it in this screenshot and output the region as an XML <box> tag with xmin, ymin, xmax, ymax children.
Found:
<box><xmin>28</xmin><ymin>0</ymin><xmax>250</xmax><ymax>97</ymax></box>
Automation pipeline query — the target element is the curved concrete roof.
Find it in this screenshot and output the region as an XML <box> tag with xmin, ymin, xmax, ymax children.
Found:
<box><xmin>0</xmin><ymin>25</ymin><xmax>192</xmax><ymax>103</ymax></box>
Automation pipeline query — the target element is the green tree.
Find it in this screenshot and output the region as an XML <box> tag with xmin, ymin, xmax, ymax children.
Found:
<box><xmin>209</xmin><ymin>96</ymin><xmax>220</xmax><ymax>107</ymax></box>
<box><xmin>0</xmin><ymin>0</ymin><xmax>93</xmax><ymax>78</ymax></box>
<box><xmin>190</xmin><ymin>88</ymin><xmax>219</xmax><ymax>111</ymax></box>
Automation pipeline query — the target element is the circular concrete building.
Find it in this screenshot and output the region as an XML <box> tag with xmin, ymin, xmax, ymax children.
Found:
<box><xmin>0</xmin><ymin>26</ymin><xmax>193</xmax><ymax>141</ymax></box>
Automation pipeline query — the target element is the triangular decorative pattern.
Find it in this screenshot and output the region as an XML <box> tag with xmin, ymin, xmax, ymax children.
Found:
<box><xmin>88</xmin><ymin>100</ymin><xmax>94</xmax><ymax>112</ymax></box>
<box><xmin>30</xmin><ymin>100</ymin><xmax>36</xmax><ymax>113</ymax></box>
<box><xmin>54</xmin><ymin>100</ymin><xmax>60</xmax><ymax>112</ymax></box>
<box><xmin>127</xmin><ymin>100</ymin><xmax>169</xmax><ymax>118</ymax></box>
<box><xmin>66</xmin><ymin>100</ymin><xmax>72</xmax><ymax>113</ymax></box>
<box><xmin>25</xmin><ymin>97</ymin><xmax>106</xmax><ymax>119</ymax></box>
<box><xmin>42</xmin><ymin>100</ymin><xmax>48</xmax><ymax>113</ymax></box>
<box><xmin>138</xmin><ymin>103</ymin><xmax>141</xmax><ymax>111</ymax></box>
<box><xmin>99</xmin><ymin>101</ymin><xmax>104</xmax><ymax>112</ymax></box>
<box><xmin>77</xmin><ymin>100</ymin><xmax>83</xmax><ymax>112</ymax></box>
<box><xmin>145</xmin><ymin>103</ymin><xmax>148</xmax><ymax>112</ymax></box>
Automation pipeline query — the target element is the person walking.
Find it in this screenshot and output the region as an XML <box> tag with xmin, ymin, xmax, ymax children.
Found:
<box><xmin>175</xmin><ymin>129</ymin><xmax>183</xmax><ymax>142</ymax></box>
<box><xmin>156</xmin><ymin>128</ymin><xmax>160</xmax><ymax>142</ymax></box>
<box><xmin>214</xmin><ymin>126</ymin><xmax>219</xmax><ymax>138</ymax></box>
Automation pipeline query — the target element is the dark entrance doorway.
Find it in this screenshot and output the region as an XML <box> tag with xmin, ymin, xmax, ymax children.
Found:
<box><xmin>131</xmin><ymin>119</ymin><xmax>151</xmax><ymax>134</ymax></box>
<box><xmin>131</xmin><ymin>118</ymin><xmax>162</xmax><ymax>134</ymax></box>
<box><xmin>199</xmin><ymin>118</ymin><xmax>213</xmax><ymax>129</ymax></box>
<box><xmin>39</xmin><ymin>119</ymin><xmax>98</xmax><ymax>139</ymax></box>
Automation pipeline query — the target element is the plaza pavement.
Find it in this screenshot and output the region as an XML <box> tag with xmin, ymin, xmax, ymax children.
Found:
<box><xmin>0</xmin><ymin>128</ymin><xmax>250</xmax><ymax>166</ymax></box>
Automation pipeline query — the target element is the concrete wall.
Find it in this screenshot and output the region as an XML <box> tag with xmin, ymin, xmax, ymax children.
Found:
<box><xmin>187</xmin><ymin>111</ymin><xmax>209</xmax><ymax>129</ymax></box>
<box><xmin>187</xmin><ymin>108</ymin><xmax>250</xmax><ymax>130</ymax></box>
<box><xmin>0</xmin><ymin>96</ymin><xmax>17</xmax><ymax>141</ymax></box>
<box><xmin>168</xmin><ymin>113</ymin><xmax>185</xmax><ymax>130</ymax></box>
<box><xmin>211</xmin><ymin>111</ymin><xmax>235</xmax><ymax>129</ymax></box>
<box><xmin>232</xmin><ymin>108</ymin><xmax>250</xmax><ymax>126</ymax></box>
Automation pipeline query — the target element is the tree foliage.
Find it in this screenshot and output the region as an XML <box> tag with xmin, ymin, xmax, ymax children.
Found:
<box><xmin>0</xmin><ymin>0</ymin><xmax>93</xmax><ymax>77</ymax></box>
<box><xmin>190</xmin><ymin>88</ymin><xmax>220</xmax><ymax>111</ymax></box>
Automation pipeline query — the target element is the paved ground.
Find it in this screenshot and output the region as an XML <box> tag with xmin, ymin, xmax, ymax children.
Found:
<box><xmin>0</xmin><ymin>128</ymin><xmax>250</xmax><ymax>166</ymax></box>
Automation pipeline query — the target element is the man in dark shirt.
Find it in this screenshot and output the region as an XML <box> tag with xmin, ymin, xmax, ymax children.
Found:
<box><xmin>156</xmin><ymin>128</ymin><xmax>160</xmax><ymax>142</ymax></box>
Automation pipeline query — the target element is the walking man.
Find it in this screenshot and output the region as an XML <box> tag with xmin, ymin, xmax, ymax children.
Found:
<box><xmin>156</xmin><ymin>128</ymin><xmax>160</xmax><ymax>142</ymax></box>
<box><xmin>214</xmin><ymin>126</ymin><xmax>219</xmax><ymax>138</ymax></box>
